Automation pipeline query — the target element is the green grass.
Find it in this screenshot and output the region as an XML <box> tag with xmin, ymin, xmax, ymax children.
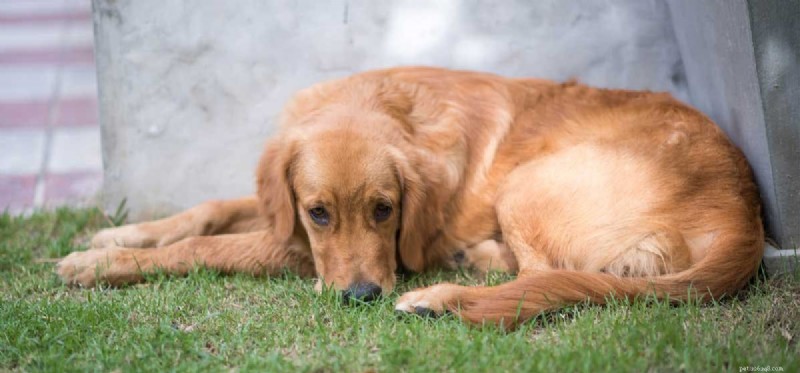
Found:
<box><xmin>1</xmin><ymin>208</ymin><xmax>798</xmax><ymax>372</ymax></box>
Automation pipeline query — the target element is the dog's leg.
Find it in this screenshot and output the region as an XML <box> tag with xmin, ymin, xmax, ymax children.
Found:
<box><xmin>396</xmin><ymin>239</ymin><xmax>549</xmax><ymax>318</ymax></box>
<box><xmin>395</xmin><ymin>239</ymin><xmax>550</xmax><ymax>317</ymax></box>
<box><xmin>58</xmin><ymin>231</ymin><xmax>314</xmax><ymax>287</ymax></box>
<box><xmin>91</xmin><ymin>196</ymin><xmax>266</xmax><ymax>249</ymax></box>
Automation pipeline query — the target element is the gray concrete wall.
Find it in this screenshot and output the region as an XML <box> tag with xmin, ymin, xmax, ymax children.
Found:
<box><xmin>749</xmin><ymin>0</ymin><xmax>800</xmax><ymax>249</ymax></box>
<box><xmin>668</xmin><ymin>0</ymin><xmax>800</xmax><ymax>250</ymax></box>
<box><xmin>93</xmin><ymin>0</ymin><xmax>688</xmax><ymax>220</ymax></box>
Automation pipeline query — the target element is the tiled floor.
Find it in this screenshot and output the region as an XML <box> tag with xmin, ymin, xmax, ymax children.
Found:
<box><xmin>0</xmin><ymin>0</ymin><xmax>101</xmax><ymax>214</ymax></box>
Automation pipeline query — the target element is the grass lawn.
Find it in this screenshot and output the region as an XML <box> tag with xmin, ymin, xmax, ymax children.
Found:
<box><xmin>1</xmin><ymin>208</ymin><xmax>799</xmax><ymax>372</ymax></box>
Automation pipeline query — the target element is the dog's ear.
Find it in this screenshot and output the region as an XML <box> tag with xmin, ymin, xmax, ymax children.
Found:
<box><xmin>256</xmin><ymin>135</ymin><xmax>297</xmax><ymax>243</ymax></box>
<box><xmin>393</xmin><ymin>150</ymin><xmax>444</xmax><ymax>272</ymax></box>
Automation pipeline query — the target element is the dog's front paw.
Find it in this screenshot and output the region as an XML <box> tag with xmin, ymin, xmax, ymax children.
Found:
<box><xmin>91</xmin><ymin>225</ymin><xmax>153</xmax><ymax>249</ymax></box>
<box><xmin>56</xmin><ymin>248</ymin><xmax>125</xmax><ymax>287</ymax></box>
<box><xmin>395</xmin><ymin>283</ymin><xmax>465</xmax><ymax>317</ymax></box>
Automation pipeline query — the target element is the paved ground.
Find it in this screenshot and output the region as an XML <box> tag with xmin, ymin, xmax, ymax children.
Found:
<box><xmin>0</xmin><ymin>0</ymin><xmax>101</xmax><ymax>214</ymax></box>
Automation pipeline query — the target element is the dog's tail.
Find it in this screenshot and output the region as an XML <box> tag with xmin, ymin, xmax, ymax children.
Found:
<box><xmin>455</xmin><ymin>224</ymin><xmax>764</xmax><ymax>329</ymax></box>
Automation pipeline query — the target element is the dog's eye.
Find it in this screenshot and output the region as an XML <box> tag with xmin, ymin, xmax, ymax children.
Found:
<box><xmin>374</xmin><ymin>203</ymin><xmax>392</xmax><ymax>222</ymax></box>
<box><xmin>308</xmin><ymin>207</ymin><xmax>329</xmax><ymax>226</ymax></box>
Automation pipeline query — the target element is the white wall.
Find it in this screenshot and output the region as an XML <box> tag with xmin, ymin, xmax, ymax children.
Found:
<box><xmin>93</xmin><ymin>0</ymin><xmax>687</xmax><ymax>219</ymax></box>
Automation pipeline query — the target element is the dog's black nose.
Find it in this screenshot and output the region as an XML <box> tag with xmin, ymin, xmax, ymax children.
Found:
<box><xmin>342</xmin><ymin>282</ymin><xmax>382</xmax><ymax>303</ymax></box>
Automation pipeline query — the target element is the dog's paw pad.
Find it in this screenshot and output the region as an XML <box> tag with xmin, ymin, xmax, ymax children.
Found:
<box><xmin>414</xmin><ymin>306</ymin><xmax>439</xmax><ymax>318</ymax></box>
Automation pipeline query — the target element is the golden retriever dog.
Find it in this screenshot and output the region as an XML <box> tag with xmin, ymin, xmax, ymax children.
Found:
<box><xmin>57</xmin><ymin>67</ymin><xmax>764</xmax><ymax>327</ymax></box>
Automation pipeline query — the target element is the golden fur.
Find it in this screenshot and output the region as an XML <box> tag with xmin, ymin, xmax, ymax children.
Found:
<box><xmin>57</xmin><ymin>67</ymin><xmax>764</xmax><ymax>328</ymax></box>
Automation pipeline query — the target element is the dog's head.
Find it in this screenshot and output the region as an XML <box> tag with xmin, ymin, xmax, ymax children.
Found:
<box><xmin>256</xmin><ymin>107</ymin><xmax>440</xmax><ymax>302</ymax></box>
